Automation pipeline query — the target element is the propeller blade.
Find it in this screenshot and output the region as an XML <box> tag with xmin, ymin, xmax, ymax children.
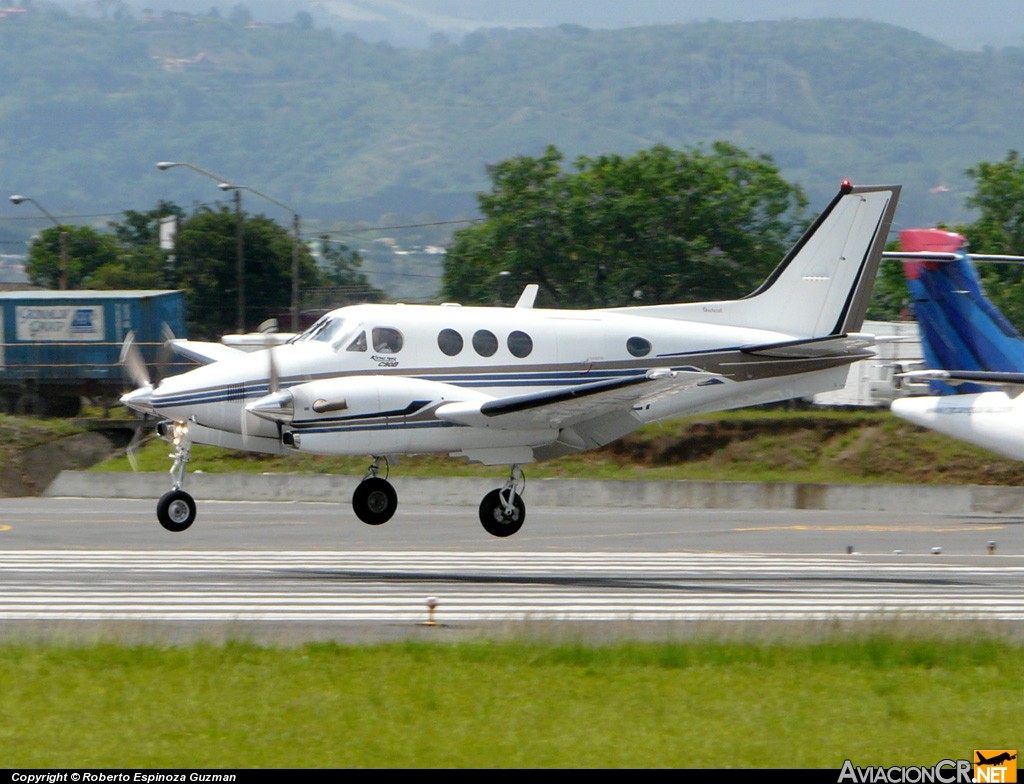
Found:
<box><xmin>119</xmin><ymin>330</ymin><xmax>150</xmax><ymax>389</ymax></box>
<box><xmin>125</xmin><ymin>416</ymin><xmax>149</xmax><ymax>472</ymax></box>
<box><xmin>153</xmin><ymin>322</ymin><xmax>177</xmax><ymax>387</ymax></box>
<box><xmin>268</xmin><ymin>341</ymin><xmax>280</xmax><ymax>395</ymax></box>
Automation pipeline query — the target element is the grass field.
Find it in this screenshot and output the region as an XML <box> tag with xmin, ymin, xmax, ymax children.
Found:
<box><xmin>0</xmin><ymin>635</ymin><xmax>1019</xmax><ymax>769</ymax></box>
<box><xmin>10</xmin><ymin>409</ymin><xmax>1023</xmax><ymax>769</ymax></box>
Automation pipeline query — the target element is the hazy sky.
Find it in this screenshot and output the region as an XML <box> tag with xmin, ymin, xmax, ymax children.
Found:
<box><xmin>100</xmin><ymin>0</ymin><xmax>1024</xmax><ymax>49</ymax></box>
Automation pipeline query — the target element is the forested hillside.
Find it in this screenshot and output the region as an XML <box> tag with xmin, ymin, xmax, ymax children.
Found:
<box><xmin>2</xmin><ymin>7</ymin><xmax>1023</xmax><ymax>259</ymax></box>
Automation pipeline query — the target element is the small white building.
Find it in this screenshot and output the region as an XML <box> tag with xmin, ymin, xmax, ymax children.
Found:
<box><xmin>812</xmin><ymin>320</ymin><xmax>928</xmax><ymax>407</ymax></box>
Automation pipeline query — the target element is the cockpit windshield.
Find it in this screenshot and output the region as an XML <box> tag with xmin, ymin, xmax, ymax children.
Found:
<box><xmin>293</xmin><ymin>316</ymin><xmax>347</xmax><ymax>346</ymax></box>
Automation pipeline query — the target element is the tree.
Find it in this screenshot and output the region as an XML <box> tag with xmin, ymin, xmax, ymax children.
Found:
<box><xmin>173</xmin><ymin>206</ymin><xmax>322</xmax><ymax>338</ymax></box>
<box><xmin>442</xmin><ymin>143</ymin><xmax>808</xmax><ymax>308</ymax></box>
<box><xmin>959</xmin><ymin>150</ymin><xmax>1024</xmax><ymax>329</ymax></box>
<box><xmin>89</xmin><ymin>201</ymin><xmax>186</xmax><ymax>290</ymax></box>
<box><xmin>25</xmin><ymin>225</ymin><xmax>121</xmax><ymax>290</ymax></box>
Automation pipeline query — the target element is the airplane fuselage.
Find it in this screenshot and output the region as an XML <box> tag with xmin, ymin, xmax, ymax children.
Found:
<box><xmin>147</xmin><ymin>302</ymin><xmax>856</xmax><ymax>462</ymax></box>
<box><xmin>891</xmin><ymin>390</ymin><xmax>1024</xmax><ymax>461</ymax></box>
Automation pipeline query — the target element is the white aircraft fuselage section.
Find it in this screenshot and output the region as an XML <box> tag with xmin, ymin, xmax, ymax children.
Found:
<box><xmin>149</xmin><ymin>302</ymin><xmax>839</xmax><ymax>460</ymax></box>
<box><xmin>891</xmin><ymin>391</ymin><xmax>1024</xmax><ymax>461</ymax></box>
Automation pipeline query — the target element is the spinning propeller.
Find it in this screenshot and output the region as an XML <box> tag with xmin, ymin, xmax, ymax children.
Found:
<box><xmin>118</xmin><ymin>324</ymin><xmax>177</xmax><ymax>470</ymax></box>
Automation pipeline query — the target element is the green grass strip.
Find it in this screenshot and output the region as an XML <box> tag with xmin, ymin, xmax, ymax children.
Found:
<box><xmin>0</xmin><ymin>637</ymin><xmax>1020</xmax><ymax>768</ymax></box>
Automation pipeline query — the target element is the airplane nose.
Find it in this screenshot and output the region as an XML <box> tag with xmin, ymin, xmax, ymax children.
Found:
<box><xmin>246</xmin><ymin>389</ymin><xmax>294</xmax><ymax>423</ymax></box>
<box><xmin>121</xmin><ymin>384</ymin><xmax>155</xmax><ymax>414</ymax></box>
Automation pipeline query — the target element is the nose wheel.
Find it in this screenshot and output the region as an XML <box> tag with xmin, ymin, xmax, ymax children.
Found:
<box><xmin>157</xmin><ymin>489</ymin><xmax>196</xmax><ymax>532</ymax></box>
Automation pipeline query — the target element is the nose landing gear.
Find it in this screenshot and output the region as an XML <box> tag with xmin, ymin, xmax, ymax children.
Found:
<box><xmin>156</xmin><ymin>421</ymin><xmax>196</xmax><ymax>532</ymax></box>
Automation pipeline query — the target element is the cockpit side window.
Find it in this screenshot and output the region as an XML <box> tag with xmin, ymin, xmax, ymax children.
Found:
<box><xmin>372</xmin><ymin>326</ymin><xmax>404</xmax><ymax>354</ymax></box>
<box><xmin>346</xmin><ymin>331</ymin><xmax>367</xmax><ymax>352</ymax></box>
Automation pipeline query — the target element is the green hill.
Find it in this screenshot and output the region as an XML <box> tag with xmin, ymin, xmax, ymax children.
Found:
<box><xmin>1</xmin><ymin>8</ymin><xmax>1021</xmax><ymax>247</ymax></box>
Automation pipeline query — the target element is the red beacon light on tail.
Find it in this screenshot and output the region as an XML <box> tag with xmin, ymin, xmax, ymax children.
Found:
<box><xmin>841</xmin><ymin>179</ymin><xmax>853</xmax><ymax>193</ymax></box>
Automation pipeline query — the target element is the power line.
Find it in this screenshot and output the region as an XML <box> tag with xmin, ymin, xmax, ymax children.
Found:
<box><xmin>2</xmin><ymin>208</ymin><xmax>480</xmax><ymax>241</ymax></box>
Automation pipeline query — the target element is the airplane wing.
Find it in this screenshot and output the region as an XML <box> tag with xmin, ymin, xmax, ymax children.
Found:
<box><xmin>435</xmin><ymin>369</ymin><xmax>722</xmax><ymax>430</ymax></box>
<box><xmin>169</xmin><ymin>339</ymin><xmax>247</xmax><ymax>365</ymax></box>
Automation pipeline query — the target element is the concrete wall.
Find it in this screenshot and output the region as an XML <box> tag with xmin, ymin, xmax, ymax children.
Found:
<box><xmin>44</xmin><ymin>471</ymin><xmax>1024</xmax><ymax>514</ymax></box>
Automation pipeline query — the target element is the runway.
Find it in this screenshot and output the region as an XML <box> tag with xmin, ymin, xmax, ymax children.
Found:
<box><xmin>0</xmin><ymin>497</ymin><xmax>1022</xmax><ymax>641</ymax></box>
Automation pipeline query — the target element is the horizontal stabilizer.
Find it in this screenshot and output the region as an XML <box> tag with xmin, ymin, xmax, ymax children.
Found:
<box><xmin>882</xmin><ymin>251</ymin><xmax>1024</xmax><ymax>264</ymax></box>
<box><xmin>741</xmin><ymin>333</ymin><xmax>876</xmax><ymax>359</ymax></box>
<box><xmin>897</xmin><ymin>369</ymin><xmax>1024</xmax><ymax>388</ymax></box>
<box><xmin>169</xmin><ymin>339</ymin><xmax>246</xmax><ymax>365</ymax></box>
<box><xmin>436</xmin><ymin>369</ymin><xmax>721</xmax><ymax>430</ymax></box>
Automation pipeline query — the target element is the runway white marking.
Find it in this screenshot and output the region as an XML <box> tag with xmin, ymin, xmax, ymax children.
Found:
<box><xmin>1</xmin><ymin>551</ymin><xmax>1021</xmax><ymax>623</ymax></box>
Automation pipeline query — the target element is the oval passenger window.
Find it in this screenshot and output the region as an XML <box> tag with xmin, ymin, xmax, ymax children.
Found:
<box><xmin>438</xmin><ymin>328</ymin><xmax>464</xmax><ymax>356</ymax></box>
<box><xmin>473</xmin><ymin>329</ymin><xmax>498</xmax><ymax>357</ymax></box>
<box><xmin>627</xmin><ymin>336</ymin><xmax>651</xmax><ymax>357</ymax></box>
<box><xmin>507</xmin><ymin>330</ymin><xmax>533</xmax><ymax>358</ymax></box>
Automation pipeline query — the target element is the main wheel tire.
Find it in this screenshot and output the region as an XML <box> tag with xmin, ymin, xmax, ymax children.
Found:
<box><xmin>352</xmin><ymin>477</ymin><xmax>398</xmax><ymax>525</ymax></box>
<box><xmin>157</xmin><ymin>489</ymin><xmax>196</xmax><ymax>532</ymax></box>
<box><xmin>479</xmin><ymin>488</ymin><xmax>526</xmax><ymax>537</ymax></box>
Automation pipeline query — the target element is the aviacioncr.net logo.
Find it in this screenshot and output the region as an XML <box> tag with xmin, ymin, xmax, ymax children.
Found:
<box><xmin>838</xmin><ymin>759</ymin><xmax>973</xmax><ymax>783</ymax></box>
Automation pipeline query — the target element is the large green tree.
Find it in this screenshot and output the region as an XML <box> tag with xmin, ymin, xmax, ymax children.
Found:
<box><xmin>173</xmin><ymin>206</ymin><xmax>324</xmax><ymax>338</ymax></box>
<box><xmin>957</xmin><ymin>150</ymin><xmax>1024</xmax><ymax>329</ymax></box>
<box><xmin>442</xmin><ymin>143</ymin><xmax>808</xmax><ymax>308</ymax></box>
<box><xmin>25</xmin><ymin>225</ymin><xmax>121</xmax><ymax>290</ymax></box>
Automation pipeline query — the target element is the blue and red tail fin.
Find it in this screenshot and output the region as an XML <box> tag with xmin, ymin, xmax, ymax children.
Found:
<box><xmin>901</xmin><ymin>228</ymin><xmax>1024</xmax><ymax>394</ymax></box>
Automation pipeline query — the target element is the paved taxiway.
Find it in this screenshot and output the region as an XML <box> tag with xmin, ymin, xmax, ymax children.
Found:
<box><xmin>0</xmin><ymin>497</ymin><xmax>1021</xmax><ymax>642</ymax></box>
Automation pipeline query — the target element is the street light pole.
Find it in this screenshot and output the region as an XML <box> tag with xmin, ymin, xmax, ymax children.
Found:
<box><xmin>9</xmin><ymin>194</ymin><xmax>69</xmax><ymax>290</ymax></box>
<box><xmin>157</xmin><ymin>161</ymin><xmax>247</xmax><ymax>333</ymax></box>
<box><xmin>218</xmin><ymin>182</ymin><xmax>301</xmax><ymax>333</ymax></box>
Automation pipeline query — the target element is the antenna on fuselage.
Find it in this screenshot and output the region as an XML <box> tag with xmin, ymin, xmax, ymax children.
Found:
<box><xmin>515</xmin><ymin>284</ymin><xmax>539</xmax><ymax>309</ymax></box>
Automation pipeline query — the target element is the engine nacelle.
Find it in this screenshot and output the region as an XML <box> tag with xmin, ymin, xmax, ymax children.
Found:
<box><xmin>247</xmin><ymin>375</ymin><xmax>502</xmax><ymax>456</ymax></box>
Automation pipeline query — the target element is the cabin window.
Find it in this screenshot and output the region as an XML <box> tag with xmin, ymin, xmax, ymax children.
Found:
<box><xmin>626</xmin><ymin>336</ymin><xmax>651</xmax><ymax>357</ymax></box>
<box><xmin>372</xmin><ymin>327</ymin><xmax>404</xmax><ymax>354</ymax></box>
<box><xmin>438</xmin><ymin>328</ymin><xmax>464</xmax><ymax>356</ymax></box>
<box><xmin>345</xmin><ymin>331</ymin><xmax>367</xmax><ymax>352</ymax></box>
<box><xmin>472</xmin><ymin>329</ymin><xmax>498</xmax><ymax>357</ymax></box>
<box><xmin>507</xmin><ymin>330</ymin><xmax>533</xmax><ymax>358</ymax></box>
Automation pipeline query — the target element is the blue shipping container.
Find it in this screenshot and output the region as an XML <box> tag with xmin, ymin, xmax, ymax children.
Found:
<box><xmin>0</xmin><ymin>290</ymin><xmax>188</xmax><ymax>415</ymax></box>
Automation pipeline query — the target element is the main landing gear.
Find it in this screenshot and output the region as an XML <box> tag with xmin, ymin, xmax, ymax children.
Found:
<box><xmin>352</xmin><ymin>457</ymin><xmax>398</xmax><ymax>525</ymax></box>
<box><xmin>155</xmin><ymin>421</ymin><xmax>196</xmax><ymax>533</ymax></box>
<box><xmin>478</xmin><ymin>465</ymin><xmax>526</xmax><ymax>537</ymax></box>
<box><xmin>351</xmin><ymin>459</ymin><xmax>528</xmax><ymax>537</ymax></box>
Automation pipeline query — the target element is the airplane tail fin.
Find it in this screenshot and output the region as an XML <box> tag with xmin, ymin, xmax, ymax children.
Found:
<box><xmin>900</xmin><ymin>228</ymin><xmax>1024</xmax><ymax>394</ymax></box>
<box><xmin>611</xmin><ymin>183</ymin><xmax>900</xmax><ymax>339</ymax></box>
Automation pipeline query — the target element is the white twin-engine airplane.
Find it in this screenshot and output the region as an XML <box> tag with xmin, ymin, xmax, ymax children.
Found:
<box><xmin>121</xmin><ymin>182</ymin><xmax>900</xmax><ymax>537</ymax></box>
